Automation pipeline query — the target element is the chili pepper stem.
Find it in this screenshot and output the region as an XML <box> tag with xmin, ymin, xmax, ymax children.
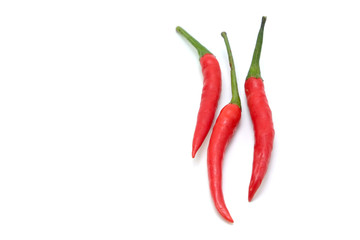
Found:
<box><xmin>176</xmin><ymin>26</ymin><xmax>212</xmax><ymax>58</ymax></box>
<box><xmin>221</xmin><ymin>32</ymin><xmax>241</xmax><ymax>108</ymax></box>
<box><xmin>247</xmin><ymin>16</ymin><xmax>266</xmax><ymax>79</ymax></box>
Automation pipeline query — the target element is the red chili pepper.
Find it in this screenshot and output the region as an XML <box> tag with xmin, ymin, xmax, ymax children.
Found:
<box><xmin>176</xmin><ymin>27</ymin><xmax>221</xmax><ymax>158</ymax></box>
<box><xmin>207</xmin><ymin>32</ymin><xmax>241</xmax><ymax>223</ymax></box>
<box><xmin>245</xmin><ymin>17</ymin><xmax>275</xmax><ymax>202</ymax></box>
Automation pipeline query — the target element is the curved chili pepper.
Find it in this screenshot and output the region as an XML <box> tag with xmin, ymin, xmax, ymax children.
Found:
<box><xmin>176</xmin><ymin>27</ymin><xmax>221</xmax><ymax>158</ymax></box>
<box><xmin>245</xmin><ymin>17</ymin><xmax>275</xmax><ymax>202</ymax></box>
<box><xmin>207</xmin><ymin>32</ymin><xmax>241</xmax><ymax>223</ymax></box>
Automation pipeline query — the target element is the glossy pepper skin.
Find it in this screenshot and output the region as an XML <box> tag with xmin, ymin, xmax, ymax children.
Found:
<box><xmin>207</xmin><ymin>32</ymin><xmax>241</xmax><ymax>223</ymax></box>
<box><xmin>246</xmin><ymin>17</ymin><xmax>275</xmax><ymax>202</ymax></box>
<box><xmin>176</xmin><ymin>26</ymin><xmax>221</xmax><ymax>158</ymax></box>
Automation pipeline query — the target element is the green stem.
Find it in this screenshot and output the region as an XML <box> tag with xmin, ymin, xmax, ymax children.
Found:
<box><xmin>176</xmin><ymin>26</ymin><xmax>212</xmax><ymax>58</ymax></box>
<box><xmin>221</xmin><ymin>32</ymin><xmax>241</xmax><ymax>108</ymax></box>
<box><xmin>247</xmin><ymin>16</ymin><xmax>267</xmax><ymax>79</ymax></box>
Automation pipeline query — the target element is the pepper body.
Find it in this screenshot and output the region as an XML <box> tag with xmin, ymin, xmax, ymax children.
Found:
<box><xmin>192</xmin><ymin>54</ymin><xmax>222</xmax><ymax>157</ymax></box>
<box><xmin>245</xmin><ymin>77</ymin><xmax>274</xmax><ymax>201</ymax></box>
<box><xmin>208</xmin><ymin>103</ymin><xmax>241</xmax><ymax>223</ymax></box>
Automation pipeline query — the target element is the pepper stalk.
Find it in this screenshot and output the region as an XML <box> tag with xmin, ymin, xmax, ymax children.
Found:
<box><xmin>247</xmin><ymin>16</ymin><xmax>267</xmax><ymax>79</ymax></box>
<box><xmin>176</xmin><ymin>26</ymin><xmax>212</xmax><ymax>59</ymax></box>
<box><xmin>221</xmin><ymin>32</ymin><xmax>241</xmax><ymax>109</ymax></box>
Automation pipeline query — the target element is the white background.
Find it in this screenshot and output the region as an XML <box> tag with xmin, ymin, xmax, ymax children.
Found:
<box><xmin>1</xmin><ymin>0</ymin><xmax>360</xmax><ymax>239</ymax></box>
